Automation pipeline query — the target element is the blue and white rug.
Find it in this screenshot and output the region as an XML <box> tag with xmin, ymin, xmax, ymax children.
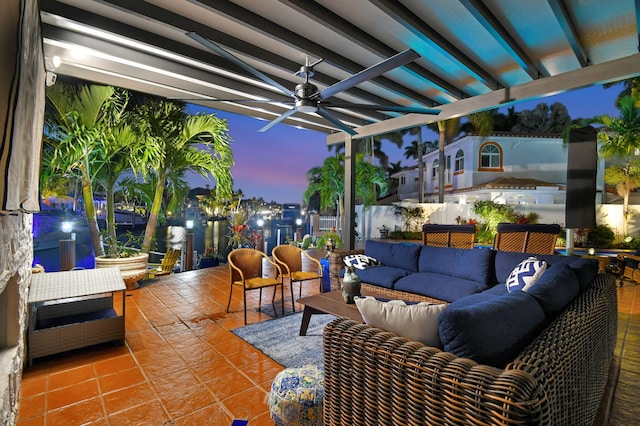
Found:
<box><xmin>232</xmin><ymin>312</ymin><xmax>336</xmax><ymax>368</ymax></box>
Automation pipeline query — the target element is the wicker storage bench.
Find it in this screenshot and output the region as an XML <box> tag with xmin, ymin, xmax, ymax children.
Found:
<box><xmin>323</xmin><ymin>273</ymin><xmax>617</xmax><ymax>425</ymax></box>
<box><xmin>27</xmin><ymin>268</ymin><xmax>126</xmax><ymax>365</ymax></box>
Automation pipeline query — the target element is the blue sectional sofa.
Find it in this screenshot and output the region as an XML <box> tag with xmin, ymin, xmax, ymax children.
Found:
<box><xmin>325</xmin><ymin>240</ymin><xmax>617</xmax><ymax>425</ymax></box>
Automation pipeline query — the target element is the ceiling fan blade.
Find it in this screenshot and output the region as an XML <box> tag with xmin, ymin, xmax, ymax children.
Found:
<box><xmin>322</xmin><ymin>102</ymin><xmax>440</xmax><ymax>115</ymax></box>
<box><xmin>258</xmin><ymin>108</ymin><xmax>299</xmax><ymax>132</ymax></box>
<box><xmin>187</xmin><ymin>32</ymin><xmax>295</xmax><ymax>98</ymax></box>
<box><xmin>169</xmin><ymin>97</ymin><xmax>294</xmax><ymax>105</ymax></box>
<box><xmin>316</xmin><ymin>107</ymin><xmax>357</xmax><ymax>135</ymax></box>
<box><xmin>320</xmin><ymin>49</ymin><xmax>420</xmax><ymax>99</ymax></box>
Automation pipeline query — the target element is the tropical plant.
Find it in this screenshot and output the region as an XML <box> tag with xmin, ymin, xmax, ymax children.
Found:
<box><xmin>227</xmin><ymin>208</ymin><xmax>257</xmax><ymax>249</ymax></box>
<box><xmin>590</xmin><ymin>93</ymin><xmax>640</xmax><ymax>236</ymax></box>
<box><xmin>303</xmin><ymin>153</ymin><xmax>388</xmax><ymax>231</ymax></box>
<box><xmin>43</xmin><ymin>83</ymin><xmax>129</xmax><ymax>256</ymax></box>
<box><xmin>315</xmin><ymin>229</ymin><xmax>343</xmax><ymax>250</ymax></box>
<box><xmin>393</xmin><ymin>205</ymin><xmax>426</xmax><ymax>232</ymax></box>
<box><xmin>101</xmin><ymin>230</ymin><xmax>144</xmax><ymax>258</ymax></box>
<box><xmin>472</xmin><ymin>200</ymin><xmax>539</xmax><ymax>236</ymax></box>
<box><xmin>586</xmin><ymin>224</ymin><xmax>616</xmax><ymax>248</ymax></box>
<box><xmin>132</xmin><ymin>99</ymin><xmax>234</xmax><ymax>253</ymax></box>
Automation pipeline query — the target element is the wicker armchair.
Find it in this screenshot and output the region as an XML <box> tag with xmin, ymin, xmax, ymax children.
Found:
<box><xmin>616</xmin><ymin>250</ymin><xmax>640</xmax><ymax>285</ymax></box>
<box><xmin>422</xmin><ymin>224</ymin><xmax>476</xmax><ymax>248</ymax></box>
<box><xmin>227</xmin><ymin>248</ymin><xmax>283</xmax><ymax>324</ymax></box>
<box><xmin>272</xmin><ymin>245</ymin><xmax>323</xmax><ymax>307</ymax></box>
<box><xmin>493</xmin><ymin>223</ymin><xmax>560</xmax><ymax>255</ymax></box>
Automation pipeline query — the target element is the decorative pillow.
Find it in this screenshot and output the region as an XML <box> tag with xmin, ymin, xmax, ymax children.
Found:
<box><xmin>343</xmin><ymin>254</ymin><xmax>381</xmax><ymax>270</ymax></box>
<box><xmin>354</xmin><ymin>296</ymin><xmax>447</xmax><ymax>347</ymax></box>
<box><xmin>506</xmin><ymin>257</ymin><xmax>548</xmax><ymax>293</ymax></box>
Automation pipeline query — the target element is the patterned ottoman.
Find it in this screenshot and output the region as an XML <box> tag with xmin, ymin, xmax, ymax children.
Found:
<box><xmin>268</xmin><ymin>365</ymin><xmax>324</xmax><ymax>426</ymax></box>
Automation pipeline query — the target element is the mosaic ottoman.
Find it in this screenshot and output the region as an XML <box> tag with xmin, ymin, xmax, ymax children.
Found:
<box><xmin>268</xmin><ymin>365</ymin><xmax>324</xmax><ymax>426</ymax></box>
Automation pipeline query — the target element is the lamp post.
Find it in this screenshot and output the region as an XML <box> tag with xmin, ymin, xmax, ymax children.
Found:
<box><xmin>184</xmin><ymin>219</ymin><xmax>195</xmax><ymax>271</ymax></box>
<box><xmin>256</xmin><ymin>218</ymin><xmax>265</xmax><ymax>252</ymax></box>
<box><xmin>59</xmin><ymin>221</ymin><xmax>75</xmax><ymax>271</ymax></box>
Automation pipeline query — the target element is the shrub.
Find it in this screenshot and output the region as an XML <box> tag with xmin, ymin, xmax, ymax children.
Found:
<box><xmin>586</xmin><ymin>224</ymin><xmax>615</xmax><ymax>248</ymax></box>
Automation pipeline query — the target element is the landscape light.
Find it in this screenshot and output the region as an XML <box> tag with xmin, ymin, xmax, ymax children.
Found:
<box><xmin>60</xmin><ymin>221</ymin><xmax>73</xmax><ymax>233</ymax></box>
<box><xmin>257</xmin><ymin>218</ymin><xmax>264</xmax><ymax>227</ymax></box>
<box><xmin>185</xmin><ymin>219</ymin><xmax>194</xmax><ymax>229</ymax></box>
<box><xmin>296</xmin><ymin>218</ymin><xmax>302</xmax><ymax>226</ymax></box>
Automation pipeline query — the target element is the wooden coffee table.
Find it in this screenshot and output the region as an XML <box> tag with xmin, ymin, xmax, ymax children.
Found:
<box><xmin>297</xmin><ymin>290</ymin><xmax>367</xmax><ymax>336</ymax></box>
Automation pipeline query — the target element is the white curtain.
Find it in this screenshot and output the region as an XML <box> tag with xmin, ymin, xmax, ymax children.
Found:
<box><xmin>0</xmin><ymin>0</ymin><xmax>44</xmax><ymax>213</ymax></box>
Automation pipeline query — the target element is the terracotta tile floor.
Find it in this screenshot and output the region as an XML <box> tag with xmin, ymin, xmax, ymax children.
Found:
<box><xmin>16</xmin><ymin>265</ymin><xmax>640</xmax><ymax>425</ymax></box>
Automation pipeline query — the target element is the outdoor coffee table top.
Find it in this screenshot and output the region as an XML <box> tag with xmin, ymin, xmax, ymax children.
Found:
<box><xmin>297</xmin><ymin>290</ymin><xmax>370</xmax><ymax>323</ymax></box>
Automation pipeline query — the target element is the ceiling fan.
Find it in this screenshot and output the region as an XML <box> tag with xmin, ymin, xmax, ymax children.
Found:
<box><xmin>186</xmin><ymin>32</ymin><xmax>440</xmax><ymax>135</ymax></box>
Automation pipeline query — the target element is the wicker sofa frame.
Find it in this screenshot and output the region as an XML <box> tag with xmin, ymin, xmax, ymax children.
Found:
<box><xmin>323</xmin><ymin>273</ymin><xmax>617</xmax><ymax>425</ymax></box>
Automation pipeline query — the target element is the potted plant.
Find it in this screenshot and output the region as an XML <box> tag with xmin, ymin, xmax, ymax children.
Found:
<box><xmin>95</xmin><ymin>231</ymin><xmax>149</xmax><ymax>289</ymax></box>
<box><xmin>379</xmin><ymin>224</ymin><xmax>389</xmax><ymax>238</ymax></box>
<box><xmin>198</xmin><ymin>247</ymin><xmax>220</xmax><ymax>268</ymax></box>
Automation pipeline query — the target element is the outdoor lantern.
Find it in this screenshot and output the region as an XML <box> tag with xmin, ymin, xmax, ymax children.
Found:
<box><xmin>257</xmin><ymin>218</ymin><xmax>264</xmax><ymax>227</ymax></box>
<box><xmin>296</xmin><ymin>218</ymin><xmax>302</xmax><ymax>226</ymax></box>
<box><xmin>185</xmin><ymin>219</ymin><xmax>195</xmax><ymax>230</ymax></box>
<box><xmin>588</xmin><ymin>247</ymin><xmax>596</xmax><ymax>256</ymax></box>
<box><xmin>60</xmin><ymin>221</ymin><xmax>73</xmax><ymax>234</ymax></box>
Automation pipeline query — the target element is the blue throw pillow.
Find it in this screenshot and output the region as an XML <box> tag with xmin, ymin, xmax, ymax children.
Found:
<box><xmin>506</xmin><ymin>257</ymin><xmax>547</xmax><ymax>292</ymax></box>
<box><xmin>343</xmin><ymin>254</ymin><xmax>381</xmax><ymax>270</ymax></box>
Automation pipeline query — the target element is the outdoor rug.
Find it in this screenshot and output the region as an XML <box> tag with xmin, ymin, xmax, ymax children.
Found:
<box><xmin>232</xmin><ymin>312</ymin><xmax>336</xmax><ymax>368</ymax></box>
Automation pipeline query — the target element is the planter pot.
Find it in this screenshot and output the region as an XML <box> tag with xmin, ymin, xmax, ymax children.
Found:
<box><xmin>198</xmin><ymin>257</ymin><xmax>220</xmax><ymax>269</ymax></box>
<box><xmin>95</xmin><ymin>253</ymin><xmax>149</xmax><ymax>290</ymax></box>
<box><xmin>379</xmin><ymin>229</ymin><xmax>389</xmax><ymax>238</ymax></box>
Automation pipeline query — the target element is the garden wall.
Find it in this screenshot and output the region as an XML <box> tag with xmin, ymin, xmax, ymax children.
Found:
<box><xmin>356</xmin><ymin>203</ymin><xmax>640</xmax><ymax>243</ymax></box>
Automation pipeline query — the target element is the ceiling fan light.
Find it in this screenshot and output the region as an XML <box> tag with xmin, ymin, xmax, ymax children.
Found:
<box><xmin>297</xmin><ymin>104</ymin><xmax>317</xmax><ymax>113</ymax></box>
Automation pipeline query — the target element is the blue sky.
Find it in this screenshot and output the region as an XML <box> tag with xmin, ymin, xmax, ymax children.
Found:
<box><xmin>186</xmin><ymin>83</ymin><xmax>624</xmax><ymax>204</ymax></box>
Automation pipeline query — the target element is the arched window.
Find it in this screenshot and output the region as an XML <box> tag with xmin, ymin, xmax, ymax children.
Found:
<box><xmin>454</xmin><ymin>150</ymin><xmax>464</xmax><ymax>172</ymax></box>
<box><xmin>432</xmin><ymin>159</ymin><xmax>439</xmax><ymax>178</ymax></box>
<box><xmin>479</xmin><ymin>143</ymin><xmax>502</xmax><ymax>171</ymax></box>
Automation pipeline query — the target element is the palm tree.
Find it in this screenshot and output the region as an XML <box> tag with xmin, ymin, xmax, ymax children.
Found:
<box><xmin>133</xmin><ymin>99</ymin><xmax>234</xmax><ymax>253</ymax></box>
<box><xmin>44</xmin><ymin>83</ymin><xmax>128</xmax><ymax>257</ymax></box>
<box><xmin>590</xmin><ymin>93</ymin><xmax>640</xmax><ymax>236</ymax></box>
<box><xmin>511</xmin><ymin>102</ymin><xmax>571</xmax><ymax>133</ymax></box>
<box><xmin>304</xmin><ymin>154</ymin><xmax>387</xmax><ymax>230</ymax></box>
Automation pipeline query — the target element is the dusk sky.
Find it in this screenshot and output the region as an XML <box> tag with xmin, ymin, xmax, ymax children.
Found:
<box><xmin>186</xmin><ymin>83</ymin><xmax>624</xmax><ymax>204</ymax></box>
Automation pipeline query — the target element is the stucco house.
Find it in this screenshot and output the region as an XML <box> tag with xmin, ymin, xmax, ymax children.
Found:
<box><xmin>393</xmin><ymin>132</ymin><xmax>607</xmax><ymax>205</ymax></box>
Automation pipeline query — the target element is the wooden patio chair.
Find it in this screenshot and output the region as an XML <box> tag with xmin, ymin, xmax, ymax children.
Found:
<box><xmin>422</xmin><ymin>224</ymin><xmax>476</xmax><ymax>249</ymax></box>
<box><xmin>616</xmin><ymin>250</ymin><xmax>640</xmax><ymax>285</ymax></box>
<box><xmin>493</xmin><ymin>223</ymin><xmax>561</xmax><ymax>255</ymax></box>
<box><xmin>272</xmin><ymin>244</ymin><xmax>323</xmax><ymax>309</ymax></box>
<box><xmin>228</xmin><ymin>248</ymin><xmax>284</xmax><ymax>324</ymax></box>
<box><xmin>146</xmin><ymin>248</ymin><xmax>181</xmax><ymax>278</ymax></box>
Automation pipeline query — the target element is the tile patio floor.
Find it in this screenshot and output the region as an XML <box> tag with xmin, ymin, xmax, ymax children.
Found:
<box><xmin>16</xmin><ymin>264</ymin><xmax>640</xmax><ymax>425</ymax></box>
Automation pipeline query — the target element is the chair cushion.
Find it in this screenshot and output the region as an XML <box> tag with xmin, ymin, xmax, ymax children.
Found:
<box><xmin>365</xmin><ymin>240</ymin><xmax>421</xmax><ymax>272</ymax></box>
<box><xmin>506</xmin><ymin>257</ymin><xmax>548</xmax><ymax>292</ymax></box>
<box><xmin>355</xmin><ymin>296</ymin><xmax>447</xmax><ymax>347</ymax></box>
<box><xmin>343</xmin><ymin>254</ymin><xmax>381</xmax><ymax>270</ymax></box>
<box><xmin>438</xmin><ymin>291</ymin><xmax>546</xmax><ymax>367</ymax></box>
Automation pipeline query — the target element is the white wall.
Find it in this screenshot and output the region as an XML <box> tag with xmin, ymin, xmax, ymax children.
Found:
<box><xmin>356</xmin><ymin>202</ymin><xmax>640</xmax><ymax>243</ymax></box>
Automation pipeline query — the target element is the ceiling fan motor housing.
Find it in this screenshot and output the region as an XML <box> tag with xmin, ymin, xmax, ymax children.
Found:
<box><xmin>295</xmin><ymin>82</ymin><xmax>320</xmax><ymax>112</ymax></box>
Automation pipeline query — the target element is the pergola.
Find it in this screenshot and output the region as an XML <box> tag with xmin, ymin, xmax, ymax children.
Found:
<box><xmin>40</xmin><ymin>0</ymin><xmax>640</xmax><ymax>247</ymax></box>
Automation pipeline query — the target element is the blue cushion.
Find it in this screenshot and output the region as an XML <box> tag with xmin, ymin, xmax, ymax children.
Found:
<box><xmin>506</xmin><ymin>257</ymin><xmax>548</xmax><ymax>292</ymax></box>
<box><xmin>567</xmin><ymin>258</ymin><xmax>599</xmax><ymax>293</ymax></box>
<box><xmin>525</xmin><ymin>263</ymin><xmax>579</xmax><ymax>320</ymax></box>
<box><xmin>494</xmin><ymin>251</ymin><xmax>581</xmax><ymax>284</ymax></box>
<box><xmin>394</xmin><ymin>273</ymin><xmax>490</xmax><ymax>302</ymax></box>
<box><xmin>354</xmin><ymin>267</ymin><xmax>410</xmax><ymax>289</ymax></box>
<box><xmin>438</xmin><ymin>291</ymin><xmax>546</xmax><ymax>367</ymax></box>
<box><xmin>481</xmin><ymin>284</ymin><xmax>509</xmax><ymax>297</ymax></box>
<box><xmin>365</xmin><ymin>240</ymin><xmax>421</xmax><ymax>272</ymax></box>
<box><xmin>418</xmin><ymin>246</ymin><xmax>494</xmax><ymax>284</ymax></box>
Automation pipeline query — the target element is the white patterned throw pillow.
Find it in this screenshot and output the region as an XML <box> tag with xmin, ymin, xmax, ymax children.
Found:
<box><xmin>506</xmin><ymin>257</ymin><xmax>548</xmax><ymax>293</ymax></box>
<box><xmin>343</xmin><ymin>254</ymin><xmax>381</xmax><ymax>270</ymax></box>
